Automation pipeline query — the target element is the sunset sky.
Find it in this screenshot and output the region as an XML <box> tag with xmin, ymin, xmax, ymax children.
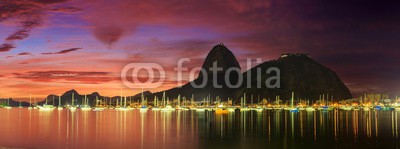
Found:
<box><xmin>1</xmin><ymin>0</ymin><xmax>400</xmax><ymax>100</ymax></box>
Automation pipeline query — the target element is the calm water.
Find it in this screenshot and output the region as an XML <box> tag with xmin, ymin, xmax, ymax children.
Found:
<box><xmin>0</xmin><ymin>109</ymin><xmax>399</xmax><ymax>149</ymax></box>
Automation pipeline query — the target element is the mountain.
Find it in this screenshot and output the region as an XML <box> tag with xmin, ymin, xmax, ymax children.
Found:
<box><xmin>234</xmin><ymin>53</ymin><xmax>352</xmax><ymax>101</ymax></box>
<box><xmin>200</xmin><ymin>43</ymin><xmax>241</xmax><ymax>75</ymax></box>
<box><xmin>0</xmin><ymin>98</ymin><xmax>30</xmax><ymax>107</ymax></box>
<box><xmin>150</xmin><ymin>43</ymin><xmax>241</xmax><ymax>100</ymax></box>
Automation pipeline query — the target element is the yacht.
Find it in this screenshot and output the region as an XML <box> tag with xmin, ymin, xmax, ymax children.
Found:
<box><xmin>28</xmin><ymin>94</ymin><xmax>33</xmax><ymax>110</ymax></box>
<box><xmin>306</xmin><ymin>107</ymin><xmax>316</xmax><ymax>111</ymax></box>
<box><xmin>93</xmin><ymin>96</ymin><xmax>105</xmax><ymax>111</ymax></box>
<box><xmin>139</xmin><ymin>90</ymin><xmax>148</xmax><ymax>112</ymax></box>
<box><xmin>39</xmin><ymin>97</ymin><xmax>55</xmax><ymax>111</ymax></box>
<box><xmin>69</xmin><ymin>93</ymin><xmax>77</xmax><ymax>111</ymax></box>
<box><xmin>161</xmin><ymin>105</ymin><xmax>175</xmax><ymax>111</ymax></box>
<box><xmin>215</xmin><ymin>104</ymin><xmax>229</xmax><ymax>114</ymax></box>
<box><xmin>3</xmin><ymin>98</ymin><xmax>12</xmax><ymax>109</ymax></box>
<box><xmin>288</xmin><ymin>92</ymin><xmax>298</xmax><ymax>113</ymax></box>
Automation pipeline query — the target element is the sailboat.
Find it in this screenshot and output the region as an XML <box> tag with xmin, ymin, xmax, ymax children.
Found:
<box><xmin>196</xmin><ymin>97</ymin><xmax>206</xmax><ymax>112</ymax></box>
<box><xmin>227</xmin><ymin>98</ymin><xmax>236</xmax><ymax>112</ymax></box>
<box><xmin>39</xmin><ymin>96</ymin><xmax>55</xmax><ymax>111</ymax></box>
<box><xmin>306</xmin><ymin>100</ymin><xmax>316</xmax><ymax>112</ymax></box>
<box><xmin>176</xmin><ymin>95</ymin><xmax>182</xmax><ymax>110</ymax></box>
<box><xmin>240</xmin><ymin>93</ymin><xmax>250</xmax><ymax>112</ymax></box>
<box><xmin>180</xmin><ymin>96</ymin><xmax>190</xmax><ymax>110</ymax></box>
<box><xmin>139</xmin><ymin>89</ymin><xmax>148</xmax><ymax>112</ymax></box>
<box><xmin>18</xmin><ymin>100</ymin><xmax>23</xmax><ymax>108</ymax></box>
<box><xmin>33</xmin><ymin>98</ymin><xmax>39</xmax><ymax>109</ymax></box>
<box><xmin>69</xmin><ymin>93</ymin><xmax>77</xmax><ymax>111</ymax></box>
<box><xmin>215</xmin><ymin>104</ymin><xmax>229</xmax><ymax>114</ymax></box>
<box><xmin>152</xmin><ymin>96</ymin><xmax>160</xmax><ymax>111</ymax></box>
<box><xmin>28</xmin><ymin>94</ymin><xmax>33</xmax><ymax>110</ymax></box>
<box><xmin>81</xmin><ymin>95</ymin><xmax>91</xmax><ymax>111</ymax></box>
<box><xmin>118</xmin><ymin>96</ymin><xmax>131</xmax><ymax>111</ymax></box>
<box><xmin>288</xmin><ymin>92</ymin><xmax>299</xmax><ymax>113</ymax></box>
<box><xmin>214</xmin><ymin>96</ymin><xmax>227</xmax><ymax>114</ymax></box>
<box><xmin>93</xmin><ymin>96</ymin><xmax>105</xmax><ymax>111</ymax></box>
<box><xmin>4</xmin><ymin>98</ymin><xmax>12</xmax><ymax>109</ymax></box>
<box><xmin>189</xmin><ymin>94</ymin><xmax>197</xmax><ymax>110</ymax></box>
<box><xmin>319</xmin><ymin>94</ymin><xmax>333</xmax><ymax>111</ymax></box>
<box><xmin>161</xmin><ymin>92</ymin><xmax>174</xmax><ymax>112</ymax></box>
<box><xmin>115</xmin><ymin>91</ymin><xmax>131</xmax><ymax>111</ymax></box>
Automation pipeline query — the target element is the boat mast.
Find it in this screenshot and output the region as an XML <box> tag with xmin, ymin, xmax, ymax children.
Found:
<box><xmin>178</xmin><ymin>95</ymin><xmax>181</xmax><ymax>107</ymax></box>
<box><xmin>154</xmin><ymin>96</ymin><xmax>157</xmax><ymax>107</ymax></box>
<box><xmin>241</xmin><ymin>97</ymin><xmax>243</xmax><ymax>107</ymax></box>
<box><xmin>244</xmin><ymin>93</ymin><xmax>246</xmax><ymax>107</ymax></box>
<box><xmin>58</xmin><ymin>93</ymin><xmax>61</xmax><ymax>107</ymax></box>
<box><xmin>72</xmin><ymin>93</ymin><xmax>74</xmax><ymax>107</ymax></box>
<box><xmin>291</xmin><ymin>92</ymin><xmax>294</xmax><ymax>108</ymax></box>
<box><xmin>192</xmin><ymin>94</ymin><xmax>195</xmax><ymax>106</ymax></box>
<box><xmin>162</xmin><ymin>92</ymin><xmax>166</xmax><ymax>107</ymax></box>
<box><xmin>120</xmin><ymin>91</ymin><xmax>123</xmax><ymax>107</ymax></box>
<box><xmin>124</xmin><ymin>96</ymin><xmax>127</xmax><ymax>108</ymax></box>
<box><xmin>141</xmin><ymin>88</ymin><xmax>144</xmax><ymax>106</ymax></box>
<box><xmin>84</xmin><ymin>94</ymin><xmax>87</xmax><ymax>106</ymax></box>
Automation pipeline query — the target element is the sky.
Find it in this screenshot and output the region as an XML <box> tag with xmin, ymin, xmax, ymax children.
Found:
<box><xmin>1</xmin><ymin>0</ymin><xmax>400</xmax><ymax>100</ymax></box>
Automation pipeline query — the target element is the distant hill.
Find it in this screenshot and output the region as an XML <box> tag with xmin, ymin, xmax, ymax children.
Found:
<box><xmin>0</xmin><ymin>98</ymin><xmax>30</xmax><ymax>107</ymax></box>
<box><xmin>34</xmin><ymin>89</ymin><xmax>152</xmax><ymax>107</ymax></box>
<box><xmin>234</xmin><ymin>53</ymin><xmax>352</xmax><ymax>102</ymax></box>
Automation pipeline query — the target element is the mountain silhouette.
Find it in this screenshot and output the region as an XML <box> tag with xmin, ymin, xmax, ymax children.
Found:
<box><xmin>234</xmin><ymin>53</ymin><xmax>352</xmax><ymax>101</ymax></box>
<box><xmin>150</xmin><ymin>43</ymin><xmax>241</xmax><ymax>101</ymax></box>
<box><xmin>152</xmin><ymin>45</ymin><xmax>352</xmax><ymax>102</ymax></box>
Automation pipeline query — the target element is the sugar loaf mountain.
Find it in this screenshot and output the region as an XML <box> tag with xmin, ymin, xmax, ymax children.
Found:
<box><xmin>0</xmin><ymin>44</ymin><xmax>352</xmax><ymax>106</ymax></box>
<box><xmin>151</xmin><ymin>44</ymin><xmax>352</xmax><ymax>102</ymax></box>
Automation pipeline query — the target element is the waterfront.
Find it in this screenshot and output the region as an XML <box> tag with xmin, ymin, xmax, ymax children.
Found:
<box><xmin>0</xmin><ymin>109</ymin><xmax>399</xmax><ymax>149</ymax></box>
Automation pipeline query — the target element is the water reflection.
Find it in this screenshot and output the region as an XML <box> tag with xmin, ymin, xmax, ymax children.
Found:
<box><xmin>0</xmin><ymin>109</ymin><xmax>399</xmax><ymax>148</ymax></box>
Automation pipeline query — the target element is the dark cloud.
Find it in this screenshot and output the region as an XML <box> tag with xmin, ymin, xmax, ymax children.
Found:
<box><xmin>84</xmin><ymin>0</ymin><xmax>270</xmax><ymax>47</ymax></box>
<box><xmin>0</xmin><ymin>43</ymin><xmax>15</xmax><ymax>52</ymax></box>
<box><xmin>32</xmin><ymin>0</ymin><xmax>68</xmax><ymax>4</ymax></box>
<box><xmin>0</xmin><ymin>0</ymin><xmax>74</xmax><ymax>52</ymax></box>
<box><xmin>50</xmin><ymin>6</ymin><xmax>82</xmax><ymax>13</ymax></box>
<box><xmin>0</xmin><ymin>1</ymin><xmax>36</xmax><ymax>21</ymax></box>
<box><xmin>93</xmin><ymin>26</ymin><xmax>124</xmax><ymax>47</ymax></box>
<box><xmin>42</xmin><ymin>48</ymin><xmax>81</xmax><ymax>55</ymax></box>
<box><xmin>18</xmin><ymin>52</ymin><xmax>32</xmax><ymax>56</ymax></box>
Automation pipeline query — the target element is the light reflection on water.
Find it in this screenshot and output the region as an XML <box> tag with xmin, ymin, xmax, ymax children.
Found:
<box><xmin>0</xmin><ymin>109</ymin><xmax>399</xmax><ymax>149</ymax></box>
